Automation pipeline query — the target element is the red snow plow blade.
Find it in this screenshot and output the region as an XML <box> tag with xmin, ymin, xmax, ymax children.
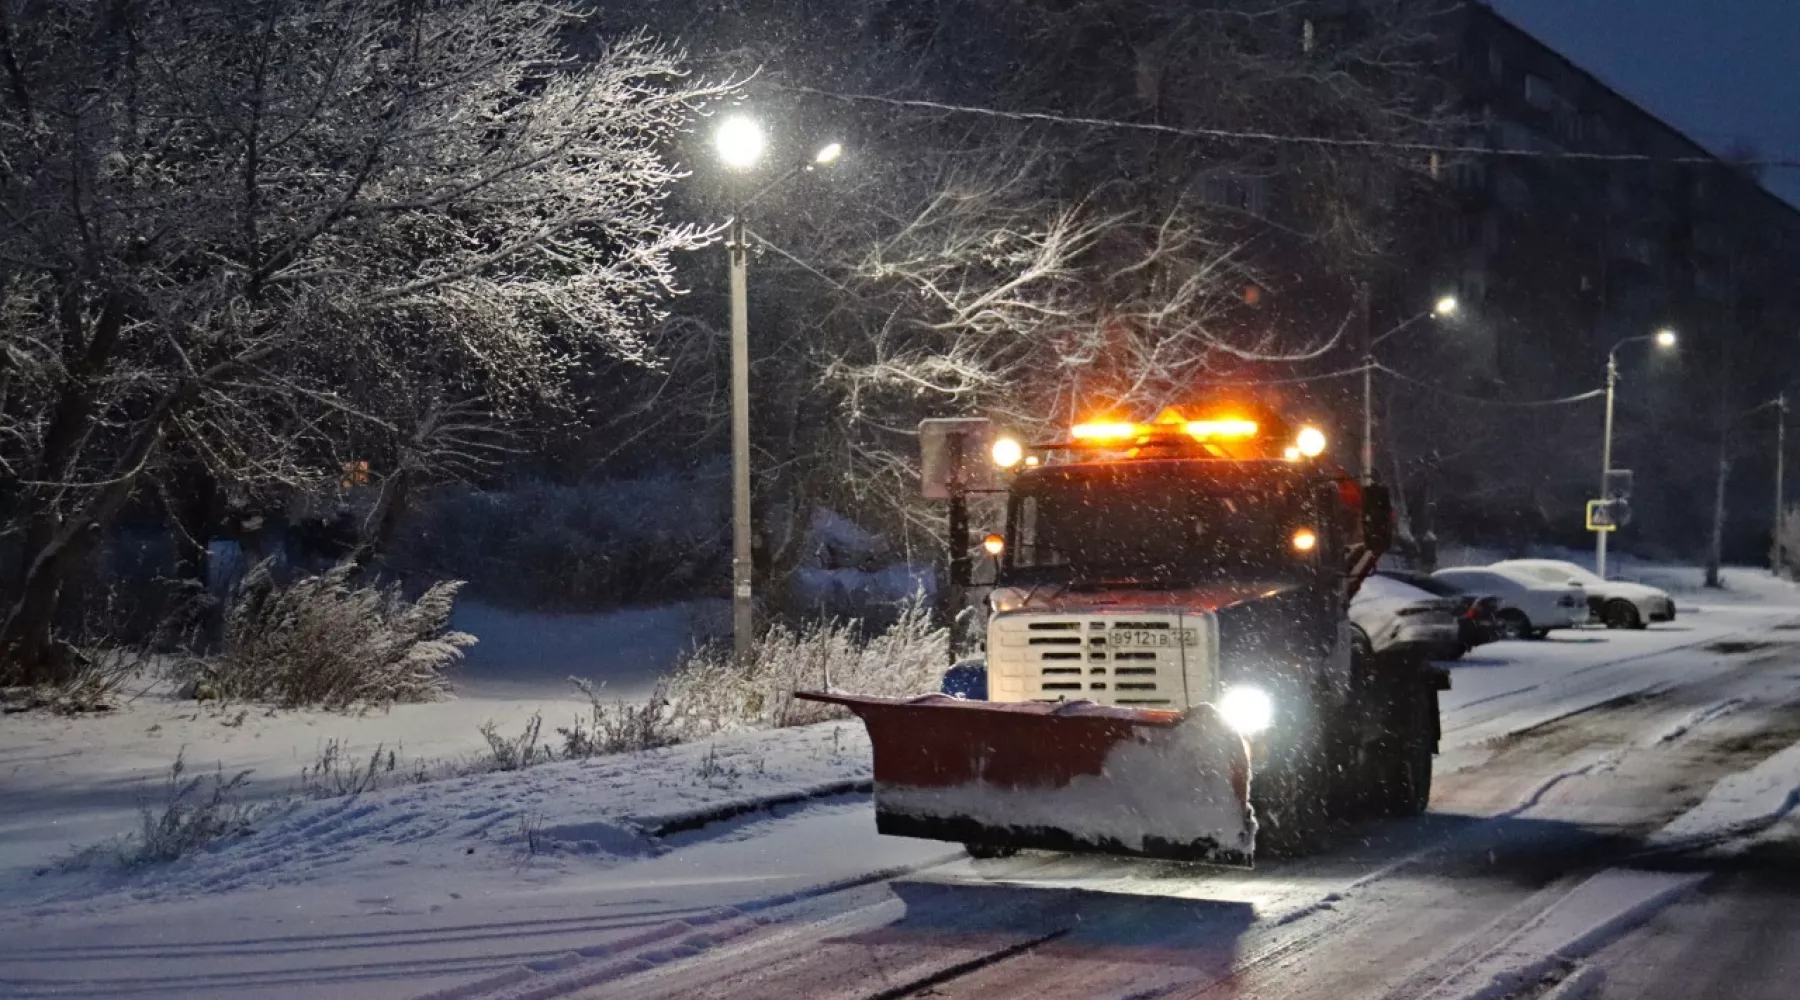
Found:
<box><xmin>798</xmin><ymin>693</ymin><xmax>1255</xmax><ymax>866</ymax></box>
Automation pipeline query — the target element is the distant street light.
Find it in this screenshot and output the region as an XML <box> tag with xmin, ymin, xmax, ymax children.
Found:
<box><xmin>1596</xmin><ymin>329</ymin><xmax>1679</xmax><ymax>579</ymax></box>
<box><xmin>1361</xmin><ymin>292</ymin><xmax>1461</xmax><ymax>482</ymax></box>
<box><xmin>719</xmin><ymin>118</ymin><xmax>844</xmax><ymax>660</ymax></box>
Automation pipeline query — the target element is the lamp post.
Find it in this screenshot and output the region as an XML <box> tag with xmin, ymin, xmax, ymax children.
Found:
<box><xmin>1361</xmin><ymin>293</ymin><xmax>1459</xmax><ymax>482</ymax></box>
<box><xmin>715</xmin><ymin>115</ymin><xmax>844</xmax><ymax>660</ymax></box>
<box><xmin>1776</xmin><ymin>393</ymin><xmax>1788</xmax><ymax>577</ymax></box>
<box><xmin>1596</xmin><ymin>328</ymin><xmax>1678</xmax><ymax>580</ymax></box>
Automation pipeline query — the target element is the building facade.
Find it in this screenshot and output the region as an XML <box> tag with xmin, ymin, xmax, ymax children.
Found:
<box><xmin>1388</xmin><ymin>1</ymin><xmax>1800</xmax><ymax>558</ymax></box>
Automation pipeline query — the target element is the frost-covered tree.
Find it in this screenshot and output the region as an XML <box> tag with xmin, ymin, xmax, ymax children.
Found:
<box><xmin>590</xmin><ymin>0</ymin><xmax>1461</xmax><ymax>576</ymax></box>
<box><xmin>0</xmin><ymin>0</ymin><xmax>728</xmax><ymax>682</ymax></box>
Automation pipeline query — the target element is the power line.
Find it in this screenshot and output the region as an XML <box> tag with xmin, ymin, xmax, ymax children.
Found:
<box><xmin>788</xmin><ymin>86</ymin><xmax>1800</xmax><ymax>171</ymax></box>
<box><xmin>1376</xmin><ymin>364</ymin><xmax>1604</xmax><ymax>407</ymax></box>
<box><xmin>1193</xmin><ymin>366</ymin><xmax>1369</xmax><ymax>387</ymax></box>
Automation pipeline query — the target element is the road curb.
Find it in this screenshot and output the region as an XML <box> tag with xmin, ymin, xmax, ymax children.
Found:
<box><xmin>634</xmin><ymin>778</ymin><xmax>873</xmax><ymax>837</ymax></box>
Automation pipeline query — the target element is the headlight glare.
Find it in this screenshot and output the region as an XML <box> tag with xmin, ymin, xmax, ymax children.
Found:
<box><xmin>1218</xmin><ymin>685</ymin><xmax>1274</xmax><ymax>735</ymax></box>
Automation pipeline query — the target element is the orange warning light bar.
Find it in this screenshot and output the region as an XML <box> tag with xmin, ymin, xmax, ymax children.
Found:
<box><xmin>1183</xmin><ymin>419</ymin><xmax>1258</xmax><ymax>440</ymax></box>
<box><xmin>1070</xmin><ymin>421</ymin><xmax>1145</xmax><ymax>442</ymax></box>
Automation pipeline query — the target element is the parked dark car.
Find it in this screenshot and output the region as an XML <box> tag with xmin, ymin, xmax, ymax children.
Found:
<box><xmin>1375</xmin><ymin>570</ymin><xmax>1503</xmax><ymax>656</ymax></box>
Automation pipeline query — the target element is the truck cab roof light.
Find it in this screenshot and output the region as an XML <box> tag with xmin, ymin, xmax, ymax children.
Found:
<box><xmin>1183</xmin><ymin>419</ymin><xmax>1258</xmax><ymax>440</ymax></box>
<box><xmin>1070</xmin><ymin>421</ymin><xmax>1144</xmax><ymax>442</ymax></box>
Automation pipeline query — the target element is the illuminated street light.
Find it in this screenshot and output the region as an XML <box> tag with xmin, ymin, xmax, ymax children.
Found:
<box><xmin>1597</xmin><ymin>327</ymin><xmax>1681</xmax><ymax>579</ymax></box>
<box><xmin>1362</xmin><ymin>293</ymin><xmax>1462</xmax><ymax>480</ymax></box>
<box><xmin>719</xmin><ymin>123</ymin><xmax>845</xmax><ymax>660</ymax></box>
<box><xmin>715</xmin><ymin>116</ymin><xmax>765</xmax><ymax>170</ymax></box>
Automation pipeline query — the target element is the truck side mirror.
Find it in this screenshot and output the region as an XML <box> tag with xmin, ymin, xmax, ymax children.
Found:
<box><xmin>1361</xmin><ymin>483</ymin><xmax>1394</xmax><ymax>555</ymax></box>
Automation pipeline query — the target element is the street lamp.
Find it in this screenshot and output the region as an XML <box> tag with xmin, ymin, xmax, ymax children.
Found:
<box><xmin>1595</xmin><ymin>329</ymin><xmax>1679</xmax><ymax>579</ymax></box>
<box><xmin>1361</xmin><ymin>294</ymin><xmax>1459</xmax><ymax>482</ymax></box>
<box><xmin>715</xmin><ymin>116</ymin><xmax>766</xmax><ymax>170</ymax></box>
<box><xmin>717</xmin><ymin>117</ymin><xmax>844</xmax><ymax>660</ymax></box>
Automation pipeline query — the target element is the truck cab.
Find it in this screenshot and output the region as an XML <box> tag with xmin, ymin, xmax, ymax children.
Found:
<box><xmin>805</xmin><ymin>403</ymin><xmax>1439</xmax><ymax>865</ymax></box>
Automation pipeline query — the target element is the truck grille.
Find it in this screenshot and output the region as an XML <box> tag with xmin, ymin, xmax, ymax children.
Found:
<box><xmin>987</xmin><ymin>612</ymin><xmax>1216</xmax><ymax>709</ymax></box>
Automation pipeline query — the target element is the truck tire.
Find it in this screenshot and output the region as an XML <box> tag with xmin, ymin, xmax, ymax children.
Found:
<box><xmin>1253</xmin><ymin>696</ymin><xmax>1332</xmax><ymax>857</ymax></box>
<box><xmin>1371</xmin><ymin>678</ymin><xmax>1434</xmax><ymax>817</ymax></box>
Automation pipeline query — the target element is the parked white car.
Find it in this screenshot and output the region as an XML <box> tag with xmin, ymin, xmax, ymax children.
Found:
<box><xmin>1490</xmin><ymin>559</ymin><xmax>1676</xmax><ymax>629</ymax></box>
<box><xmin>1351</xmin><ymin>575</ymin><xmax>1463</xmax><ymax>659</ymax></box>
<box><xmin>1432</xmin><ymin>566</ymin><xmax>1587</xmax><ymax>639</ymax></box>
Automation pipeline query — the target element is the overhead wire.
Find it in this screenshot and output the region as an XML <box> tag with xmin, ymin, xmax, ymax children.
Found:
<box><xmin>785</xmin><ymin>86</ymin><xmax>1800</xmax><ymax>171</ymax></box>
<box><xmin>1375</xmin><ymin>363</ymin><xmax>1604</xmax><ymax>407</ymax></box>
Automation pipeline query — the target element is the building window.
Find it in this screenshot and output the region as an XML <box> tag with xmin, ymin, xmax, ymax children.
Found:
<box><xmin>1524</xmin><ymin>74</ymin><xmax>1558</xmax><ymax>111</ymax></box>
<box><xmin>1488</xmin><ymin>45</ymin><xmax>1504</xmax><ymax>81</ymax></box>
<box><xmin>1458</xmin><ymin>160</ymin><xmax>1489</xmax><ymax>192</ymax></box>
<box><xmin>1199</xmin><ymin>173</ymin><xmax>1268</xmax><ymax>217</ymax></box>
<box><xmin>1496</xmin><ymin>171</ymin><xmax>1532</xmax><ymax>211</ymax></box>
<box><xmin>1460</xmin><ymin>268</ymin><xmax>1489</xmax><ymax>306</ymax></box>
<box><xmin>1589</xmin><ymin>116</ymin><xmax>1613</xmax><ymax>149</ymax></box>
<box><xmin>1483</xmin><ymin>214</ymin><xmax>1502</xmax><ymax>252</ymax></box>
<box><xmin>1442</xmin><ymin>212</ymin><xmax>1471</xmax><ymax>248</ymax></box>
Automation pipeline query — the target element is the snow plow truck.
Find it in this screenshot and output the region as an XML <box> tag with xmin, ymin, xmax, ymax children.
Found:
<box><xmin>800</xmin><ymin>403</ymin><xmax>1447</xmax><ymax>866</ymax></box>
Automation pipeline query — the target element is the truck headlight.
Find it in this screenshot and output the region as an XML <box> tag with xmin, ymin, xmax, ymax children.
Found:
<box><xmin>1218</xmin><ymin>685</ymin><xmax>1274</xmax><ymax>735</ymax></box>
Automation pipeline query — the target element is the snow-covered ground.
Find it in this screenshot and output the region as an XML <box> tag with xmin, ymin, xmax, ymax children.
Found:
<box><xmin>0</xmin><ymin>600</ymin><xmax>718</xmax><ymax>888</ymax></box>
<box><xmin>4</xmin><ymin>568</ymin><xmax>1800</xmax><ymax>999</ymax></box>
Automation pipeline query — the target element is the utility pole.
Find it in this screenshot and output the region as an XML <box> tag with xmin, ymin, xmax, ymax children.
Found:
<box><xmin>1774</xmin><ymin>393</ymin><xmax>1787</xmax><ymax>577</ymax></box>
<box><xmin>1596</xmin><ymin>330</ymin><xmax>1677</xmax><ymax>580</ymax></box>
<box><xmin>1360</xmin><ymin>282</ymin><xmax>1375</xmax><ymax>483</ymax></box>
<box><xmin>712</xmin><ymin>119</ymin><xmax>844</xmax><ymax>661</ymax></box>
<box><xmin>1706</xmin><ymin>422</ymin><xmax>1729</xmax><ymax>589</ymax></box>
<box><xmin>1597</xmin><ymin>354</ymin><xmax>1618</xmax><ymax>580</ymax></box>
<box><xmin>728</xmin><ymin>216</ymin><xmax>754</xmax><ymax>660</ymax></box>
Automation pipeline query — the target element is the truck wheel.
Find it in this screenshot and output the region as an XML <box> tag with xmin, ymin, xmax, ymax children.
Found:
<box><xmin>1381</xmin><ymin>731</ymin><xmax>1433</xmax><ymax>817</ymax></box>
<box><xmin>1253</xmin><ymin>705</ymin><xmax>1331</xmax><ymax>857</ymax></box>
<box><xmin>1352</xmin><ymin>651</ymin><xmax>1436</xmax><ymax>820</ymax></box>
<box><xmin>1374</xmin><ymin>683</ymin><xmax>1434</xmax><ymax>817</ymax></box>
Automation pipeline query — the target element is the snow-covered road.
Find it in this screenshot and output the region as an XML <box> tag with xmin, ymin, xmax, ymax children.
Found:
<box><xmin>6</xmin><ymin>575</ymin><xmax>1800</xmax><ymax>999</ymax></box>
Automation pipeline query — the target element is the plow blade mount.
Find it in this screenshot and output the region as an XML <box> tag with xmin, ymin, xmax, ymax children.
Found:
<box><xmin>799</xmin><ymin>693</ymin><xmax>1254</xmax><ymax>866</ymax></box>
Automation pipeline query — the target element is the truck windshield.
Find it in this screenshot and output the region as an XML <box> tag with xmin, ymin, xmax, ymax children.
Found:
<box><xmin>1003</xmin><ymin>476</ymin><xmax>1312</xmax><ymax>587</ymax></box>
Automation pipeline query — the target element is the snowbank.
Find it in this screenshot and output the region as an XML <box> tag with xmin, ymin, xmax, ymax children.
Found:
<box><xmin>1648</xmin><ymin>737</ymin><xmax>1800</xmax><ymax>848</ymax></box>
<box><xmin>10</xmin><ymin>721</ymin><xmax>874</xmax><ymax>916</ymax></box>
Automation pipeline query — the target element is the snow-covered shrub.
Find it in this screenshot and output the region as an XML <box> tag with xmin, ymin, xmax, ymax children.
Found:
<box><xmin>186</xmin><ymin>562</ymin><xmax>473</xmax><ymax>709</ymax></box>
<box><xmin>662</xmin><ymin>592</ymin><xmax>947</xmax><ymax>734</ymax></box>
<box><xmin>557</xmin><ymin>677</ymin><xmax>683</xmax><ymax>757</ymax></box>
<box><xmin>117</xmin><ymin>753</ymin><xmax>261</xmax><ymax>867</ymax></box>
<box><xmin>477</xmin><ymin>712</ymin><xmax>551</xmax><ymax>771</ymax></box>
<box><xmin>298</xmin><ymin>740</ymin><xmax>399</xmax><ymax>799</ymax></box>
<box><xmin>389</xmin><ymin>475</ymin><xmax>728</xmax><ymax>611</ymax></box>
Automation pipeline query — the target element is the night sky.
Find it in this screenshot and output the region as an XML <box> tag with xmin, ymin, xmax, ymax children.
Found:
<box><xmin>1488</xmin><ymin>0</ymin><xmax>1800</xmax><ymax>207</ymax></box>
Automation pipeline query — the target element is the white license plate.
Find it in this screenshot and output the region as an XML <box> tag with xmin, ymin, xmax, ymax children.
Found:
<box><xmin>1111</xmin><ymin>628</ymin><xmax>1197</xmax><ymax>648</ymax></box>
